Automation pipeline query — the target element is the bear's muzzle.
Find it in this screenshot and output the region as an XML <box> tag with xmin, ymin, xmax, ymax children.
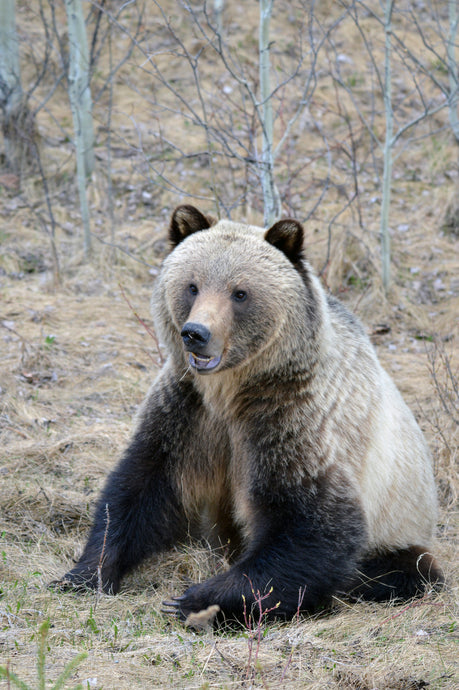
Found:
<box><xmin>181</xmin><ymin>322</ymin><xmax>222</xmax><ymax>372</ymax></box>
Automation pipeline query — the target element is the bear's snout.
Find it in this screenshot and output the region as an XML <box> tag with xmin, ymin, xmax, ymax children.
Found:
<box><xmin>181</xmin><ymin>321</ymin><xmax>223</xmax><ymax>372</ymax></box>
<box><xmin>181</xmin><ymin>322</ymin><xmax>211</xmax><ymax>349</ymax></box>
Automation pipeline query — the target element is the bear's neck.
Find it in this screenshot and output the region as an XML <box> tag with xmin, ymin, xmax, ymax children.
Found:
<box><xmin>191</xmin><ymin>338</ymin><xmax>324</xmax><ymax>422</ymax></box>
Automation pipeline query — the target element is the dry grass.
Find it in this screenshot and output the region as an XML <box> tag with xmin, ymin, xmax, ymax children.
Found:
<box><xmin>1</xmin><ymin>1</ymin><xmax>458</xmax><ymax>688</ymax></box>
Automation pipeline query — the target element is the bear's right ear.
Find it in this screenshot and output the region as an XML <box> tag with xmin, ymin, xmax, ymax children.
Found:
<box><xmin>169</xmin><ymin>205</ymin><xmax>215</xmax><ymax>248</ymax></box>
<box><xmin>265</xmin><ymin>219</ymin><xmax>304</xmax><ymax>265</ymax></box>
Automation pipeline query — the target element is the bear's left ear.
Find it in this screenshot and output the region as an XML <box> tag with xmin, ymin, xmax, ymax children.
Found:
<box><xmin>169</xmin><ymin>205</ymin><xmax>216</xmax><ymax>248</ymax></box>
<box><xmin>264</xmin><ymin>219</ymin><xmax>304</xmax><ymax>264</ymax></box>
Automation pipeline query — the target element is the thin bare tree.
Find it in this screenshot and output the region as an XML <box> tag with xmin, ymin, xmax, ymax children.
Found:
<box><xmin>64</xmin><ymin>0</ymin><xmax>95</xmax><ymax>257</ymax></box>
<box><xmin>446</xmin><ymin>0</ymin><xmax>459</xmax><ymax>232</ymax></box>
<box><xmin>380</xmin><ymin>0</ymin><xmax>394</xmax><ymax>294</ymax></box>
<box><xmin>259</xmin><ymin>0</ymin><xmax>281</xmax><ymax>226</ymax></box>
<box><xmin>332</xmin><ymin>0</ymin><xmax>450</xmax><ymax>292</ymax></box>
<box><xmin>0</xmin><ymin>0</ymin><xmax>34</xmax><ymax>175</ymax></box>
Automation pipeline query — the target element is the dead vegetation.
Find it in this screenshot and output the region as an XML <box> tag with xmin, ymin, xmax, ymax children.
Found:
<box><xmin>0</xmin><ymin>1</ymin><xmax>458</xmax><ymax>688</ymax></box>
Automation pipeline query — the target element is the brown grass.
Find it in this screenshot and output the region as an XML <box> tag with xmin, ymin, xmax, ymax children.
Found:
<box><xmin>0</xmin><ymin>1</ymin><xmax>458</xmax><ymax>688</ymax></box>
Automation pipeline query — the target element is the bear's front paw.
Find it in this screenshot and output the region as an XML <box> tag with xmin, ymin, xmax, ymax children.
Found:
<box><xmin>49</xmin><ymin>570</ymin><xmax>98</xmax><ymax>593</ymax></box>
<box><xmin>49</xmin><ymin>567</ymin><xmax>119</xmax><ymax>595</ymax></box>
<box><xmin>162</xmin><ymin>582</ymin><xmax>221</xmax><ymax>626</ymax></box>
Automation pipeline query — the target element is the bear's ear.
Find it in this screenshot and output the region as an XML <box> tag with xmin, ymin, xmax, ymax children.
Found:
<box><xmin>264</xmin><ymin>219</ymin><xmax>304</xmax><ymax>264</ymax></box>
<box><xmin>169</xmin><ymin>205</ymin><xmax>216</xmax><ymax>248</ymax></box>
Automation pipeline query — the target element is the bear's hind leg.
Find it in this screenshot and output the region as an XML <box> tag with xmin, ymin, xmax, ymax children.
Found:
<box><xmin>349</xmin><ymin>546</ymin><xmax>444</xmax><ymax>602</ymax></box>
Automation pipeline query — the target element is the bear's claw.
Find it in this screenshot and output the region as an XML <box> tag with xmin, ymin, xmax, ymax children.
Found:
<box><xmin>48</xmin><ymin>577</ymin><xmax>91</xmax><ymax>593</ymax></box>
<box><xmin>161</xmin><ymin>596</ymin><xmax>186</xmax><ymax>616</ymax></box>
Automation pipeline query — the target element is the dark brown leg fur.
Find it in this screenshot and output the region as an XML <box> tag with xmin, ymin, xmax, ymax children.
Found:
<box><xmin>349</xmin><ymin>546</ymin><xmax>444</xmax><ymax>602</ymax></box>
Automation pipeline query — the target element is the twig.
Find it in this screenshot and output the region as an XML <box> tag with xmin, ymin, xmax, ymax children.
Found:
<box><xmin>427</xmin><ymin>340</ymin><xmax>459</xmax><ymax>425</ymax></box>
<box><xmin>280</xmin><ymin>586</ymin><xmax>306</xmax><ymax>682</ymax></box>
<box><xmin>242</xmin><ymin>575</ymin><xmax>280</xmax><ymax>682</ymax></box>
<box><xmin>5</xmin><ymin>426</ymin><xmax>29</xmax><ymax>439</ymax></box>
<box><xmin>319</xmin><ymin>192</ymin><xmax>357</xmax><ymax>277</ymax></box>
<box><xmin>95</xmin><ymin>503</ymin><xmax>110</xmax><ymax>606</ymax></box>
<box><xmin>379</xmin><ymin>595</ymin><xmax>443</xmax><ymax>625</ymax></box>
<box><xmin>0</xmin><ymin>320</ymin><xmax>32</xmax><ymax>346</ymax></box>
<box><xmin>118</xmin><ymin>281</ymin><xmax>164</xmax><ymax>365</ymax></box>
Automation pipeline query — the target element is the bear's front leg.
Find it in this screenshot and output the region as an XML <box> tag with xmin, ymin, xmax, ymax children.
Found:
<box><xmin>56</xmin><ymin>372</ymin><xmax>202</xmax><ymax>593</ymax></box>
<box><xmin>164</xmin><ymin>468</ymin><xmax>367</xmax><ymax>625</ymax></box>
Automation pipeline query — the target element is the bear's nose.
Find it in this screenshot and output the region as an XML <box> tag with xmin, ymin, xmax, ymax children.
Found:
<box><xmin>181</xmin><ymin>322</ymin><xmax>211</xmax><ymax>348</ymax></box>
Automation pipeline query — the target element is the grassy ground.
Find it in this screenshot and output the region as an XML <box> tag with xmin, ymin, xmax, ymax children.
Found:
<box><xmin>1</xmin><ymin>1</ymin><xmax>458</xmax><ymax>688</ymax></box>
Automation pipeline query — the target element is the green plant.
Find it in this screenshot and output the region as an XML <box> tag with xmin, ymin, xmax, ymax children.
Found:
<box><xmin>0</xmin><ymin>620</ymin><xmax>87</xmax><ymax>690</ymax></box>
<box><xmin>86</xmin><ymin>606</ymin><xmax>100</xmax><ymax>634</ymax></box>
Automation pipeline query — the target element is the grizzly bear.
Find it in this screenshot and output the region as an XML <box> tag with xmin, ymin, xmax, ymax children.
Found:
<box><xmin>57</xmin><ymin>205</ymin><xmax>443</xmax><ymax>624</ymax></box>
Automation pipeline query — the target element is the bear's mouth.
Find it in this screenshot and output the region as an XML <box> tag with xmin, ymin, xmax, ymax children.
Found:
<box><xmin>189</xmin><ymin>352</ymin><xmax>222</xmax><ymax>372</ymax></box>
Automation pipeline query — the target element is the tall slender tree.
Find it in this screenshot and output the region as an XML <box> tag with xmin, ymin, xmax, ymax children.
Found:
<box><xmin>445</xmin><ymin>0</ymin><xmax>459</xmax><ymax>232</ymax></box>
<box><xmin>65</xmin><ymin>0</ymin><xmax>94</xmax><ymax>256</ymax></box>
<box><xmin>0</xmin><ymin>0</ymin><xmax>29</xmax><ymax>174</ymax></box>
<box><xmin>259</xmin><ymin>0</ymin><xmax>281</xmax><ymax>227</ymax></box>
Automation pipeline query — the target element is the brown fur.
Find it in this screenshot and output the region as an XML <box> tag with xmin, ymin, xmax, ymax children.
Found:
<box><xmin>57</xmin><ymin>205</ymin><xmax>443</xmax><ymax>623</ymax></box>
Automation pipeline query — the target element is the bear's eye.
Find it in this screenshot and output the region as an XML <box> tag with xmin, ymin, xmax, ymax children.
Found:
<box><xmin>233</xmin><ymin>289</ymin><xmax>247</xmax><ymax>303</ymax></box>
<box><xmin>188</xmin><ymin>284</ymin><xmax>198</xmax><ymax>296</ymax></box>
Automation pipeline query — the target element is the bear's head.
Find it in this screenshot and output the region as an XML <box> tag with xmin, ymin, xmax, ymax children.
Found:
<box><xmin>153</xmin><ymin>205</ymin><xmax>319</xmax><ymax>375</ymax></box>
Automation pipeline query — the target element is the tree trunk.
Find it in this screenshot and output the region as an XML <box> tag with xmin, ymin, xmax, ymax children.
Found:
<box><xmin>259</xmin><ymin>0</ymin><xmax>281</xmax><ymax>227</ymax></box>
<box><xmin>0</xmin><ymin>0</ymin><xmax>33</xmax><ymax>174</ymax></box>
<box><xmin>445</xmin><ymin>0</ymin><xmax>459</xmax><ymax>235</ymax></box>
<box><xmin>380</xmin><ymin>0</ymin><xmax>394</xmax><ymax>294</ymax></box>
<box><xmin>214</xmin><ymin>0</ymin><xmax>224</xmax><ymax>36</ymax></box>
<box><xmin>65</xmin><ymin>0</ymin><xmax>94</xmax><ymax>256</ymax></box>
